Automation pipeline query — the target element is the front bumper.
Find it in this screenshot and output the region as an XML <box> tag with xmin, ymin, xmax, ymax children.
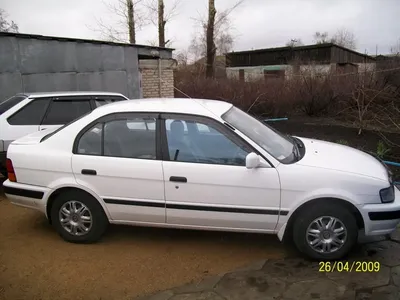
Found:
<box><xmin>3</xmin><ymin>180</ymin><xmax>51</xmax><ymax>215</ymax></box>
<box><xmin>361</xmin><ymin>185</ymin><xmax>400</xmax><ymax>236</ymax></box>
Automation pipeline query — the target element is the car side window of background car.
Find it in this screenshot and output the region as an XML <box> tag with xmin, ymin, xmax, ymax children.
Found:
<box><xmin>94</xmin><ymin>96</ymin><xmax>127</xmax><ymax>108</ymax></box>
<box><xmin>77</xmin><ymin>123</ymin><xmax>103</xmax><ymax>155</ymax></box>
<box><xmin>165</xmin><ymin>118</ymin><xmax>250</xmax><ymax>166</ymax></box>
<box><xmin>42</xmin><ymin>100</ymin><xmax>91</xmax><ymax>125</ymax></box>
<box><xmin>103</xmin><ymin>117</ymin><xmax>156</xmax><ymax>160</ymax></box>
<box><xmin>7</xmin><ymin>98</ymin><xmax>50</xmax><ymax>125</ymax></box>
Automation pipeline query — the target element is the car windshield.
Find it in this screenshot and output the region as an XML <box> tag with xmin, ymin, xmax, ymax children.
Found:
<box><xmin>0</xmin><ymin>95</ymin><xmax>27</xmax><ymax>115</ymax></box>
<box><xmin>222</xmin><ymin>107</ymin><xmax>295</xmax><ymax>163</ymax></box>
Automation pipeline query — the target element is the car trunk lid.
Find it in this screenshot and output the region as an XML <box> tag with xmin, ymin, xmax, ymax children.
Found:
<box><xmin>11</xmin><ymin>127</ymin><xmax>58</xmax><ymax>145</ymax></box>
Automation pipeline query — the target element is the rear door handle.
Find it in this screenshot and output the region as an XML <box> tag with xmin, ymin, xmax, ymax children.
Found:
<box><xmin>81</xmin><ymin>169</ymin><xmax>97</xmax><ymax>176</ymax></box>
<box><xmin>170</xmin><ymin>176</ymin><xmax>187</xmax><ymax>183</ymax></box>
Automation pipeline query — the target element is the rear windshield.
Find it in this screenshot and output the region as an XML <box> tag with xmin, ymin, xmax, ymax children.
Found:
<box><xmin>0</xmin><ymin>95</ymin><xmax>27</xmax><ymax>115</ymax></box>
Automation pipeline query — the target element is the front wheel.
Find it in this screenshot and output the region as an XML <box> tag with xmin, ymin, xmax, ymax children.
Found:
<box><xmin>292</xmin><ymin>202</ymin><xmax>358</xmax><ymax>260</ymax></box>
<box><xmin>51</xmin><ymin>190</ymin><xmax>108</xmax><ymax>243</ymax></box>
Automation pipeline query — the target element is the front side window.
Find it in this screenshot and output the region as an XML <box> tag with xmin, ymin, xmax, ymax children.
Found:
<box><xmin>165</xmin><ymin>118</ymin><xmax>250</xmax><ymax>166</ymax></box>
<box><xmin>42</xmin><ymin>100</ymin><xmax>92</xmax><ymax>125</ymax></box>
<box><xmin>222</xmin><ymin>107</ymin><xmax>295</xmax><ymax>163</ymax></box>
<box><xmin>7</xmin><ymin>98</ymin><xmax>50</xmax><ymax>125</ymax></box>
<box><xmin>76</xmin><ymin>117</ymin><xmax>156</xmax><ymax>160</ymax></box>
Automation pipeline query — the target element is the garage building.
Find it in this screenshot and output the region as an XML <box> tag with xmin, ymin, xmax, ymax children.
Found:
<box><xmin>0</xmin><ymin>32</ymin><xmax>176</xmax><ymax>101</ymax></box>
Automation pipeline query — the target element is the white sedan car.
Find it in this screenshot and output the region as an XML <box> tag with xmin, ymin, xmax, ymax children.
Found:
<box><xmin>3</xmin><ymin>98</ymin><xmax>399</xmax><ymax>260</ymax></box>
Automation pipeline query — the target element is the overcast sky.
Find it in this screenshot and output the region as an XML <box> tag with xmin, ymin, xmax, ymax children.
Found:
<box><xmin>1</xmin><ymin>0</ymin><xmax>399</xmax><ymax>55</ymax></box>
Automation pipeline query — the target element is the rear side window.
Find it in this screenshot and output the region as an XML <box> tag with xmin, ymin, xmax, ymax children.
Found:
<box><xmin>7</xmin><ymin>98</ymin><xmax>50</xmax><ymax>125</ymax></box>
<box><xmin>76</xmin><ymin>123</ymin><xmax>103</xmax><ymax>155</ymax></box>
<box><xmin>0</xmin><ymin>95</ymin><xmax>27</xmax><ymax>115</ymax></box>
<box><xmin>76</xmin><ymin>117</ymin><xmax>156</xmax><ymax>160</ymax></box>
<box><xmin>42</xmin><ymin>100</ymin><xmax>91</xmax><ymax>125</ymax></box>
<box><xmin>94</xmin><ymin>96</ymin><xmax>127</xmax><ymax>108</ymax></box>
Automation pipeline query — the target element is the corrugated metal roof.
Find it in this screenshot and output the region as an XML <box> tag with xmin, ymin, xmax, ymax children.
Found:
<box><xmin>228</xmin><ymin>43</ymin><xmax>375</xmax><ymax>60</ymax></box>
<box><xmin>0</xmin><ymin>31</ymin><xmax>174</xmax><ymax>52</ymax></box>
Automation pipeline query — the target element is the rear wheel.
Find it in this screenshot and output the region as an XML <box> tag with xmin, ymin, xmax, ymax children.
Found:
<box><xmin>51</xmin><ymin>190</ymin><xmax>108</xmax><ymax>243</ymax></box>
<box><xmin>292</xmin><ymin>202</ymin><xmax>358</xmax><ymax>260</ymax></box>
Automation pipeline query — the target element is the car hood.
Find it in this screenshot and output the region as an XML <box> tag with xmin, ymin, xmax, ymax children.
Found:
<box><xmin>296</xmin><ymin>137</ymin><xmax>389</xmax><ymax>181</ymax></box>
<box><xmin>11</xmin><ymin>128</ymin><xmax>57</xmax><ymax>145</ymax></box>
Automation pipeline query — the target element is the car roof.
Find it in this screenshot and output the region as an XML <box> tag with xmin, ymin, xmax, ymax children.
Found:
<box><xmin>93</xmin><ymin>98</ymin><xmax>233</xmax><ymax>118</ymax></box>
<box><xmin>17</xmin><ymin>91</ymin><xmax>128</xmax><ymax>99</ymax></box>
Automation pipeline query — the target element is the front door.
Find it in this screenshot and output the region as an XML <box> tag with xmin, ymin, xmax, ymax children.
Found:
<box><xmin>161</xmin><ymin>114</ymin><xmax>281</xmax><ymax>232</ymax></box>
<box><xmin>71</xmin><ymin>113</ymin><xmax>165</xmax><ymax>223</ymax></box>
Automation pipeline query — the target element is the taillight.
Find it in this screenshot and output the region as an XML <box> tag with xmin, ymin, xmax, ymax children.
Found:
<box><xmin>6</xmin><ymin>159</ymin><xmax>17</xmax><ymax>182</ymax></box>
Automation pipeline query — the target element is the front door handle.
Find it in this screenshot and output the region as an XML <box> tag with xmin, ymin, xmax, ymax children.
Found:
<box><xmin>170</xmin><ymin>176</ymin><xmax>187</xmax><ymax>183</ymax></box>
<box><xmin>81</xmin><ymin>169</ymin><xmax>97</xmax><ymax>176</ymax></box>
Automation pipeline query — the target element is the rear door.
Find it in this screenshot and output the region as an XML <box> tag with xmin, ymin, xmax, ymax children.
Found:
<box><xmin>39</xmin><ymin>97</ymin><xmax>92</xmax><ymax>131</ymax></box>
<box><xmin>71</xmin><ymin>113</ymin><xmax>165</xmax><ymax>223</ymax></box>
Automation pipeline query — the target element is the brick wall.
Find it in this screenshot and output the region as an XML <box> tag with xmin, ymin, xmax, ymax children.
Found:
<box><xmin>139</xmin><ymin>59</ymin><xmax>177</xmax><ymax>98</ymax></box>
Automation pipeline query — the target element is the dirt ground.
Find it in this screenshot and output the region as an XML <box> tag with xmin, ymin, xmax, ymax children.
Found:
<box><xmin>0</xmin><ymin>191</ymin><xmax>288</xmax><ymax>300</ymax></box>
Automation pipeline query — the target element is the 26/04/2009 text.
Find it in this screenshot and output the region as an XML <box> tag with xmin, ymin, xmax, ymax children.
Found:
<box><xmin>319</xmin><ymin>261</ymin><xmax>380</xmax><ymax>272</ymax></box>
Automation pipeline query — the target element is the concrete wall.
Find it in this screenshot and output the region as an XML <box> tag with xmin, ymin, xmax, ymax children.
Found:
<box><xmin>227</xmin><ymin>62</ymin><xmax>377</xmax><ymax>81</ymax></box>
<box><xmin>0</xmin><ymin>35</ymin><xmax>150</xmax><ymax>101</ymax></box>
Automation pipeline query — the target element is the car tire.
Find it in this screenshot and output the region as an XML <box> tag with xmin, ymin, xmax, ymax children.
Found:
<box><xmin>292</xmin><ymin>202</ymin><xmax>358</xmax><ymax>260</ymax></box>
<box><xmin>51</xmin><ymin>190</ymin><xmax>108</xmax><ymax>243</ymax></box>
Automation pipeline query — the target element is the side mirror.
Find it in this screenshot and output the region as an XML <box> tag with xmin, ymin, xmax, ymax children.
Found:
<box><xmin>246</xmin><ymin>152</ymin><xmax>261</xmax><ymax>169</ymax></box>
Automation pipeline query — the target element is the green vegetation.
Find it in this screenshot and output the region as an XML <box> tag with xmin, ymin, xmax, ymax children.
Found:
<box><xmin>376</xmin><ymin>141</ymin><xmax>391</xmax><ymax>158</ymax></box>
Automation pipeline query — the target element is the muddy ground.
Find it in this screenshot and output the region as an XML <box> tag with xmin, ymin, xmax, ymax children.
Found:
<box><xmin>0</xmin><ymin>190</ymin><xmax>287</xmax><ymax>300</ymax></box>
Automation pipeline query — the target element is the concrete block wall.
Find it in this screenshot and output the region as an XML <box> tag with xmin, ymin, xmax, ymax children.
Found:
<box><xmin>139</xmin><ymin>59</ymin><xmax>177</xmax><ymax>98</ymax></box>
<box><xmin>0</xmin><ymin>35</ymin><xmax>143</xmax><ymax>101</ymax></box>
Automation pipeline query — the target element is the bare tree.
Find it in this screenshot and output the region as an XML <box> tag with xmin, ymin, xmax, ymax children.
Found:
<box><xmin>145</xmin><ymin>0</ymin><xmax>180</xmax><ymax>47</ymax></box>
<box><xmin>331</xmin><ymin>28</ymin><xmax>357</xmax><ymax>49</ymax></box>
<box><xmin>206</xmin><ymin>0</ymin><xmax>217</xmax><ymax>78</ymax></box>
<box><xmin>313</xmin><ymin>31</ymin><xmax>329</xmax><ymax>44</ymax></box>
<box><xmin>189</xmin><ymin>1</ymin><xmax>243</xmax><ymax>65</ymax></box>
<box><xmin>313</xmin><ymin>29</ymin><xmax>357</xmax><ymax>49</ymax></box>
<box><xmin>0</xmin><ymin>9</ymin><xmax>19</xmax><ymax>33</ymax></box>
<box><xmin>391</xmin><ymin>38</ymin><xmax>400</xmax><ymax>55</ymax></box>
<box><xmin>286</xmin><ymin>38</ymin><xmax>304</xmax><ymax>47</ymax></box>
<box><xmin>91</xmin><ymin>0</ymin><xmax>148</xmax><ymax>43</ymax></box>
<box><xmin>174</xmin><ymin>49</ymin><xmax>189</xmax><ymax>66</ymax></box>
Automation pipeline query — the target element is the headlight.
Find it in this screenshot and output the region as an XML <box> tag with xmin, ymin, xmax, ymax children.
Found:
<box><xmin>380</xmin><ymin>185</ymin><xmax>395</xmax><ymax>203</ymax></box>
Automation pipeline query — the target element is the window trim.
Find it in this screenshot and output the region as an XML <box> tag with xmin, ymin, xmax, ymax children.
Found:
<box><xmin>6</xmin><ymin>97</ymin><xmax>52</xmax><ymax>126</ymax></box>
<box><xmin>72</xmin><ymin>112</ymin><xmax>162</xmax><ymax>161</ymax></box>
<box><xmin>160</xmin><ymin>113</ymin><xmax>273</xmax><ymax>167</ymax></box>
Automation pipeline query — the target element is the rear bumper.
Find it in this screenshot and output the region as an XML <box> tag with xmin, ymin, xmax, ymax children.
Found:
<box><xmin>3</xmin><ymin>180</ymin><xmax>50</xmax><ymax>215</ymax></box>
<box><xmin>361</xmin><ymin>186</ymin><xmax>400</xmax><ymax>236</ymax></box>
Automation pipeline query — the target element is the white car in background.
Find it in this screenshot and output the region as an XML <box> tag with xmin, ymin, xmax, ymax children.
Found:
<box><xmin>3</xmin><ymin>98</ymin><xmax>399</xmax><ymax>260</ymax></box>
<box><xmin>0</xmin><ymin>91</ymin><xmax>129</xmax><ymax>177</ymax></box>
